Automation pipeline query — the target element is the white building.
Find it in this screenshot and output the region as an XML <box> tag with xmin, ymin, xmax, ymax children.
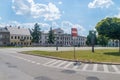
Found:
<box><xmin>108</xmin><ymin>39</ymin><xmax>119</xmax><ymax>47</ymax></box>
<box><xmin>40</xmin><ymin>28</ymin><xmax>87</xmax><ymax>47</ymax></box>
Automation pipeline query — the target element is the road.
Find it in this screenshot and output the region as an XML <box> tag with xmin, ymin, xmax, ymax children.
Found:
<box><xmin>0</xmin><ymin>47</ymin><xmax>120</xmax><ymax>80</ymax></box>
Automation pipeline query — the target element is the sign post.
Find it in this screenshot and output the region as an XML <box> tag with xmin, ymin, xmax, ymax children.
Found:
<box><xmin>71</xmin><ymin>28</ymin><xmax>78</xmax><ymax>65</ymax></box>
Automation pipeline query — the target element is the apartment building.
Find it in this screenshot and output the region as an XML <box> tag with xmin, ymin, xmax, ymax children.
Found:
<box><xmin>0</xmin><ymin>27</ymin><xmax>10</xmax><ymax>46</ymax></box>
<box><xmin>6</xmin><ymin>26</ymin><xmax>32</xmax><ymax>46</ymax></box>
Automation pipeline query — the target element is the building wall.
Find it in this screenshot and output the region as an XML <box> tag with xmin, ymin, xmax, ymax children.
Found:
<box><xmin>40</xmin><ymin>33</ymin><xmax>86</xmax><ymax>47</ymax></box>
<box><xmin>0</xmin><ymin>32</ymin><xmax>10</xmax><ymax>46</ymax></box>
<box><xmin>6</xmin><ymin>26</ymin><xmax>32</xmax><ymax>46</ymax></box>
<box><xmin>10</xmin><ymin>34</ymin><xmax>32</xmax><ymax>46</ymax></box>
<box><xmin>108</xmin><ymin>40</ymin><xmax>119</xmax><ymax>47</ymax></box>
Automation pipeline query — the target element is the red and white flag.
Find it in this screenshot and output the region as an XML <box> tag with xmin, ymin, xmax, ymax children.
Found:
<box><xmin>71</xmin><ymin>28</ymin><xmax>78</xmax><ymax>37</ymax></box>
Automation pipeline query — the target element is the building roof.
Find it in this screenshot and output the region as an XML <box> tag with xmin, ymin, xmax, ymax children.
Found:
<box><xmin>53</xmin><ymin>28</ymin><xmax>64</xmax><ymax>34</ymax></box>
<box><xmin>0</xmin><ymin>27</ymin><xmax>9</xmax><ymax>32</ymax></box>
<box><xmin>6</xmin><ymin>26</ymin><xmax>31</xmax><ymax>35</ymax></box>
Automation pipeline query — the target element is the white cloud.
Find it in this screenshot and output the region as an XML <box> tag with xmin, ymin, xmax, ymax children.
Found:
<box><xmin>61</xmin><ymin>21</ymin><xmax>73</xmax><ymax>28</ymax></box>
<box><xmin>12</xmin><ymin>0</ymin><xmax>31</xmax><ymax>15</ymax></box>
<box><xmin>88</xmin><ymin>0</ymin><xmax>114</xmax><ymax>8</ymax></box>
<box><xmin>58</xmin><ymin>1</ymin><xmax>62</xmax><ymax>5</ymax></box>
<box><xmin>12</xmin><ymin>0</ymin><xmax>61</xmax><ymax>21</ymax></box>
<box><xmin>0</xmin><ymin>17</ymin><xmax>1</xmax><ymax>20</ymax></box>
<box><xmin>0</xmin><ymin>21</ymin><xmax>50</xmax><ymax>29</ymax></box>
<box><xmin>61</xmin><ymin>21</ymin><xmax>86</xmax><ymax>35</ymax></box>
<box><xmin>0</xmin><ymin>20</ymin><xmax>85</xmax><ymax>35</ymax></box>
<box><xmin>39</xmin><ymin>23</ymin><xmax>50</xmax><ymax>29</ymax></box>
<box><xmin>52</xmin><ymin>22</ymin><xmax>59</xmax><ymax>28</ymax></box>
<box><xmin>74</xmin><ymin>24</ymin><xmax>85</xmax><ymax>32</ymax></box>
<box><xmin>114</xmin><ymin>8</ymin><xmax>120</xmax><ymax>18</ymax></box>
<box><xmin>114</xmin><ymin>13</ymin><xmax>120</xmax><ymax>18</ymax></box>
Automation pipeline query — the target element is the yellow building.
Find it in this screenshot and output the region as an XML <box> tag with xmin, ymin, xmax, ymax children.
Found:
<box><xmin>6</xmin><ymin>26</ymin><xmax>32</xmax><ymax>46</ymax></box>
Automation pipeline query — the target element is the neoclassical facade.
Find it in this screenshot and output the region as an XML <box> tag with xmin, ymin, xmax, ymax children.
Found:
<box><xmin>39</xmin><ymin>28</ymin><xmax>87</xmax><ymax>46</ymax></box>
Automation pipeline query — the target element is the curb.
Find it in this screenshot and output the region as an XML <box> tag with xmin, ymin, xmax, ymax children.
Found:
<box><xmin>21</xmin><ymin>52</ymin><xmax>120</xmax><ymax>65</ymax></box>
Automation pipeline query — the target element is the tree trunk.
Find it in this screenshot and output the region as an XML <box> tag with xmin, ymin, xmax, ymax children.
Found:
<box><xmin>92</xmin><ymin>44</ymin><xmax>94</xmax><ymax>53</ymax></box>
<box><xmin>91</xmin><ymin>35</ymin><xmax>94</xmax><ymax>53</ymax></box>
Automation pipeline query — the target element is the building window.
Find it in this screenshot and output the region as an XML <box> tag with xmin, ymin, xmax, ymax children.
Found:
<box><xmin>24</xmin><ymin>37</ymin><xmax>26</xmax><ymax>39</ymax></box>
<box><xmin>21</xmin><ymin>36</ymin><xmax>23</xmax><ymax>39</ymax></box>
<box><xmin>14</xmin><ymin>42</ymin><xmax>16</xmax><ymax>45</ymax></box>
<box><xmin>27</xmin><ymin>37</ymin><xmax>29</xmax><ymax>40</ymax></box>
<box><xmin>11</xmin><ymin>42</ymin><xmax>13</xmax><ymax>45</ymax></box>
<box><xmin>0</xmin><ymin>35</ymin><xmax>2</xmax><ymax>38</ymax></box>
<box><xmin>18</xmin><ymin>42</ymin><xmax>20</xmax><ymax>45</ymax></box>
<box><xmin>0</xmin><ymin>42</ymin><xmax>3</xmax><ymax>45</ymax></box>
<box><xmin>15</xmin><ymin>36</ymin><xmax>17</xmax><ymax>39</ymax></box>
<box><xmin>11</xmin><ymin>36</ymin><xmax>13</xmax><ymax>39</ymax></box>
<box><xmin>30</xmin><ymin>37</ymin><xmax>32</xmax><ymax>40</ymax></box>
<box><xmin>4</xmin><ymin>35</ymin><xmax>7</xmax><ymax>39</ymax></box>
<box><xmin>21</xmin><ymin>42</ymin><xmax>23</xmax><ymax>45</ymax></box>
<box><xmin>18</xmin><ymin>36</ymin><xmax>20</xmax><ymax>39</ymax></box>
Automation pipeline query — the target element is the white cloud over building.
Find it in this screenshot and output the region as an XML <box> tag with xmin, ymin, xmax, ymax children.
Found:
<box><xmin>12</xmin><ymin>0</ymin><xmax>61</xmax><ymax>21</ymax></box>
<box><xmin>88</xmin><ymin>0</ymin><xmax>114</xmax><ymax>8</ymax></box>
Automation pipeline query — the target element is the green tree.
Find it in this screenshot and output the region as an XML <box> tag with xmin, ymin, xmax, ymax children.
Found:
<box><xmin>97</xmin><ymin>35</ymin><xmax>109</xmax><ymax>46</ymax></box>
<box><xmin>86</xmin><ymin>34</ymin><xmax>91</xmax><ymax>46</ymax></box>
<box><xmin>31</xmin><ymin>23</ymin><xmax>41</xmax><ymax>43</ymax></box>
<box><xmin>48</xmin><ymin>27</ymin><xmax>55</xmax><ymax>44</ymax></box>
<box><xmin>86</xmin><ymin>30</ymin><xmax>97</xmax><ymax>46</ymax></box>
<box><xmin>96</xmin><ymin>17</ymin><xmax>120</xmax><ymax>52</ymax></box>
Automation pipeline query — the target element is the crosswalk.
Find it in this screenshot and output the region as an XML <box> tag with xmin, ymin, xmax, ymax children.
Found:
<box><xmin>43</xmin><ymin>59</ymin><xmax>120</xmax><ymax>74</ymax></box>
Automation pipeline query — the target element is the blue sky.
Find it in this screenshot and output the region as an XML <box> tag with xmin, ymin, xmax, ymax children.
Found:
<box><xmin>0</xmin><ymin>0</ymin><xmax>120</xmax><ymax>36</ymax></box>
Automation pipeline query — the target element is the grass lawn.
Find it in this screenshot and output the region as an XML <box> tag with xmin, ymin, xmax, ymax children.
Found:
<box><xmin>22</xmin><ymin>49</ymin><xmax>120</xmax><ymax>63</ymax></box>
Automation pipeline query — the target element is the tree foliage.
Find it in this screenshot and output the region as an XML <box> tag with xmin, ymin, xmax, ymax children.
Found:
<box><xmin>97</xmin><ymin>35</ymin><xmax>109</xmax><ymax>46</ymax></box>
<box><xmin>31</xmin><ymin>23</ymin><xmax>41</xmax><ymax>43</ymax></box>
<box><xmin>86</xmin><ymin>30</ymin><xmax>97</xmax><ymax>46</ymax></box>
<box><xmin>86</xmin><ymin>34</ymin><xmax>91</xmax><ymax>46</ymax></box>
<box><xmin>96</xmin><ymin>17</ymin><xmax>120</xmax><ymax>52</ymax></box>
<box><xmin>96</xmin><ymin>17</ymin><xmax>120</xmax><ymax>40</ymax></box>
<box><xmin>48</xmin><ymin>27</ymin><xmax>55</xmax><ymax>44</ymax></box>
